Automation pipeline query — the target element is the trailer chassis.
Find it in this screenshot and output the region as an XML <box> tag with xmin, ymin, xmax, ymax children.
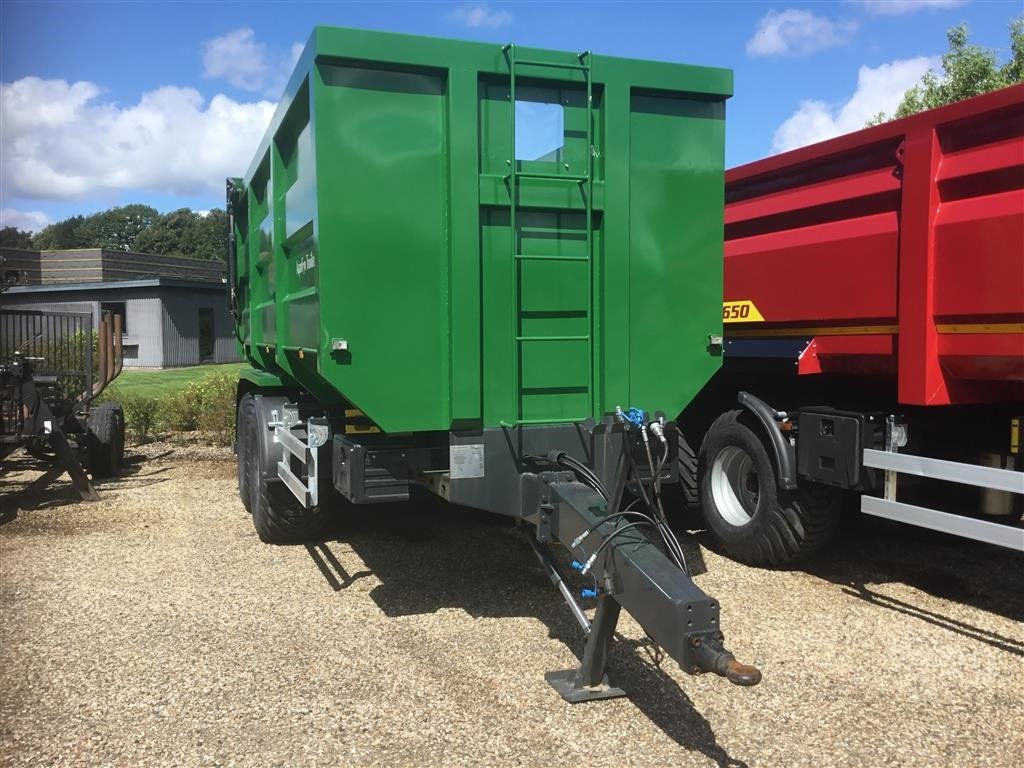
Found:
<box><xmin>250</xmin><ymin>396</ymin><xmax>762</xmax><ymax>700</ymax></box>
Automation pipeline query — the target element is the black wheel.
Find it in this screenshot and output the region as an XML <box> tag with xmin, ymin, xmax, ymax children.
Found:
<box><xmin>247</xmin><ymin>395</ymin><xmax>330</xmax><ymax>544</ymax></box>
<box><xmin>677</xmin><ymin>431</ymin><xmax>700</xmax><ymax>513</ymax></box>
<box><xmin>698</xmin><ymin>409</ymin><xmax>840</xmax><ymax>566</ymax></box>
<box><xmin>236</xmin><ymin>393</ymin><xmax>255</xmax><ymax>514</ymax></box>
<box><xmin>86</xmin><ymin>403</ymin><xmax>125</xmax><ymax>478</ymax></box>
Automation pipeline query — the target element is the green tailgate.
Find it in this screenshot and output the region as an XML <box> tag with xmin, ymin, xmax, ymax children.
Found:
<box><xmin>232</xmin><ymin>26</ymin><xmax>730</xmax><ymax>433</ymax></box>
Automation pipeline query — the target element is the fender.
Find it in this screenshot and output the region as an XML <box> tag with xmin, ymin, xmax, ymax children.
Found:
<box><xmin>737</xmin><ymin>391</ymin><xmax>798</xmax><ymax>490</ymax></box>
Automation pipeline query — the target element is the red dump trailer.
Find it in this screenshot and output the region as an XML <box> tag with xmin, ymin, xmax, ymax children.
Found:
<box><xmin>678</xmin><ymin>84</ymin><xmax>1024</xmax><ymax>563</ymax></box>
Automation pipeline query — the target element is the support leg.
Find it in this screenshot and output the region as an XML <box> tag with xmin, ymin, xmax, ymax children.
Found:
<box><xmin>545</xmin><ymin>594</ymin><xmax>628</xmax><ymax>703</ymax></box>
<box><xmin>36</xmin><ymin>399</ymin><xmax>98</xmax><ymax>502</ymax></box>
<box><xmin>49</xmin><ymin>425</ymin><xmax>99</xmax><ymax>502</ymax></box>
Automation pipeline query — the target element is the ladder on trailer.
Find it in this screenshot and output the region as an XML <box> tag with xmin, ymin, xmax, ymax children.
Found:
<box><xmin>504</xmin><ymin>45</ymin><xmax>595</xmax><ymax>426</ymax></box>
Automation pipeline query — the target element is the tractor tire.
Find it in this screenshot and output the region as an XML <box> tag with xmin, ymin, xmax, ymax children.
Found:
<box><xmin>677</xmin><ymin>431</ymin><xmax>700</xmax><ymax>514</ymax></box>
<box><xmin>236</xmin><ymin>393</ymin><xmax>255</xmax><ymax>514</ymax></box>
<box><xmin>698</xmin><ymin>409</ymin><xmax>841</xmax><ymax>566</ymax></box>
<box><xmin>86</xmin><ymin>403</ymin><xmax>125</xmax><ymax>478</ymax></box>
<box><xmin>244</xmin><ymin>394</ymin><xmax>330</xmax><ymax>544</ymax></box>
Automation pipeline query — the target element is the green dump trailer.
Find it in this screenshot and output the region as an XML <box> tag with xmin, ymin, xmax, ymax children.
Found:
<box><xmin>228</xmin><ymin>26</ymin><xmax>759</xmax><ymax>701</ymax></box>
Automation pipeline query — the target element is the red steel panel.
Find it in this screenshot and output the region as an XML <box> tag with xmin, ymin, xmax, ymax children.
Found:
<box><xmin>727</xmin><ymin>84</ymin><xmax>1024</xmax><ymax>186</ymax></box>
<box><xmin>896</xmin><ymin>124</ymin><xmax>944</xmax><ymax>404</ymax></box>
<box><xmin>724</xmin><ymin>84</ymin><xmax>1024</xmax><ymax>406</ymax></box>
<box><xmin>725</xmin><ymin>213</ymin><xmax>897</xmax><ymax>324</ymax></box>
<box><xmin>936</xmin><ymin>135</ymin><xmax>1024</xmax><ymax>181</ymax></box>
<box><xmin>934</xmin><ymin>190</ymin><xmax>1024</xmax><ymax>319</ymax></box>
<box><xmin>798</xmin><ymin>335</ymin><xmax>896</xmax><ymax>376</ymax></box>
<box><xmin>724</xmin><ymin>167</ymin><xmax>899</xmax><ymax>225</ymax></box>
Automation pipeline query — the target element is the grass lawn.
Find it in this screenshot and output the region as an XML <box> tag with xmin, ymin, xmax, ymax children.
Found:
<box><xmin>105</xmin><ymin>362</ymin><xmax>248</xmax><ymax>398</ymax></box>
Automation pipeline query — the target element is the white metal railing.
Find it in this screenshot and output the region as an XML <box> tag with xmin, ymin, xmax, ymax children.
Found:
<box><xmin>861</xmin><ymin>448</ymin><xmax>1024</xmax><ymax>551</ymax></box>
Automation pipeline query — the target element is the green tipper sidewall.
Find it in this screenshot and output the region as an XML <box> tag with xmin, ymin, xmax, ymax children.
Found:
<box><xmin>232</xmin><ymin>26</ymin><xmax>730</xmax><ymax>433</ymax></box>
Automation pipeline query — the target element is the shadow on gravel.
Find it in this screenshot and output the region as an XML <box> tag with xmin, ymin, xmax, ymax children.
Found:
<box><xmin>614</xmin><ymin>636</ymin><xmax>749</xmax><ymax>768</ymax></box>
<box><xmin>308</xmin><ymin>491</ymin><xmax>746</xmax><ymax>767</ymax></box>
<box><xmin>304</xmin><ymin>542</ymin><xmax>372</xmax><ymax>591</ymax></box>
<box><xmin>691</xmin><ymin>511</ymin><xmax>1024</xmax><ymax>655</ymax></box>
<box><xmin>0</xmin><ymin>449</ymin><xmax>168</xmax><ymax>514</ymax></box>
<box><xmin>802</xmin><ymin>513</ymin><xmax>1024</xmax><ymax>655</ymax></box>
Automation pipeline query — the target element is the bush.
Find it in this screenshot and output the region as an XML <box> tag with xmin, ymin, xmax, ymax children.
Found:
<box><xmin>120</xmin><ymin>395</ymin><xmax>160</xmax><ymax>442</ymax></box>
<box><xmin>105</xmin><ymin>369</ymin><xmax>237</xmax><ymax>446</ymax></box>
<box><xmin>189</xmin><ymin>372</ymin><xmax>236</xmax><ymax>445</ymax></box>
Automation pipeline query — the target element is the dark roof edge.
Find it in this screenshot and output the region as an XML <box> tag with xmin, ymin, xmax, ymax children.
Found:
<box><xmin>4</xmin><ymin>278</ymin><xmax>228</xmax><ymax>293</ymax></box>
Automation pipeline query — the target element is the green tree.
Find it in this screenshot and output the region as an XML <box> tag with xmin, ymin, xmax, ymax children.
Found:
<box><xmin>870</xmin><ymin>17</ymin><xmax>1024</xmax><ymax>124</ymax></box>
<box><xmin>0</xmin><ymin>227</ymin><xmax>35</xmax><ymax>249</ymax></box>
<box><xmin>134</xmin><ymin>208</ymin><xmax>196</xmax><ymax>257</ymax></box>
<box><xmin>30</xmin><ymin>203</ymin><xmax>226</xmax><ymax>260</ymax></box>
<box><xmin>191</xmin><ymin>209</ymin><xmax>228</xmax><ymax>262</ymax></box>
<box><xmin>86</xmin><ymin>203</ymin><xmax>159</xmax><ymax>251</ymax></box>
<box><xmin>33</xmin><ymin>215</ymin><xmax>90</xmax><ymax>250</ymax></box>
<box><xmin>134</xmin><ymin>207</ymin><xmax>227</xmax><ymax>261</ymax></box>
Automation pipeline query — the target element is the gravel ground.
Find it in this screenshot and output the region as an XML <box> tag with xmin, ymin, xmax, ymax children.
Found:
<box><xmin>2</xmin><ymin>446</ymin><xmax>1022</xmax><ymax>767</ymax></box>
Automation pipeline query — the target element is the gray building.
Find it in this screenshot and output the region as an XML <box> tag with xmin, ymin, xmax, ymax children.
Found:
<box><xmin>1</xmin><ymin>248</ymin><xmax>241</xmax><ymax>368</ymax></box>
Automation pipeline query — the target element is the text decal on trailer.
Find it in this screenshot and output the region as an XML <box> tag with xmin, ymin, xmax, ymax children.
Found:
<box><xmin>722</xmin><ymin>300</ymin><xmax>764</xmax><ymax>323</ymax></box>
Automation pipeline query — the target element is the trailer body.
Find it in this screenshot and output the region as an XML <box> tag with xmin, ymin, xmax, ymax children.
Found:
<box><xmin>724</xmin><ymin>84</ymin><xmax>1024</xmax><ymax>406</ymax></box>
<box><xmin>231</xmin><ymin>26</ymin><xmax>729</xmax><ymax>434</ymax></box>
<box><xmin>683</xmin><ymin>85</ymin><xmax>1024</xmax><ymax>564</ymax></box>
<box><xmin>229</xmin><ymin>26</ymin><xmax>761</xmax><ymax>700</ymax></box>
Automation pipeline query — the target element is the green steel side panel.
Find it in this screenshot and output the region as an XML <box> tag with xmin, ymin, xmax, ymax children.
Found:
<box><xmin>627</xmin><ymin>94</ymin><xmax>725</xmax><ymax>411</ymax></box>
<box><xmin>233</xmin><ymin>26</ymin><xmax>732</xmax><ymax>433</ymax></box>
<box><xmin>312</xmin><ymin>63</ymin><xmax>449</xmax><ymax>430</ymax></box>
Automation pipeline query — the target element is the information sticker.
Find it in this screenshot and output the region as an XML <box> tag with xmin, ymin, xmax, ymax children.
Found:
<box><xmin>450</xmin><ymin>444</ymin><xmax>485</xmax><ymax>479</ymax></box>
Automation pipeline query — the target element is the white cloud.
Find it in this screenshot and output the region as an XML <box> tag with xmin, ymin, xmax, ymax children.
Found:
<box><xmin>1</xmin><ymin>208</ymin><xmax>52</xmax><ymax>232</ymax></box>
<box><xmin>856</xmin><ymin>1</ymin><xmax>967</xmax><ymax>15</ymax></box>
<box><xmin>770</xmin><ymin>56</ymin><xmax>938</xmax><ymax>153</ymax></box>
<box><xmin>747</xmin><ymin>9</ymin><xmax>859</xmax><ymax>57</ymax></box>
<box><xmin>446</xmin><ymin>3</ymin><xmax>512</xmax><ymax>29</ymax></box>
<box><xmin>202</xmin><ymin>28</ymin><xmax>303</xmax><ymax>98</ymax></box>
<box><xmin>202</xmin><ymin>28</ymin><xmax>267</xmax><ymax>91</ymax></box>
<box><xmin>0</xmin><ymin>76</ymin><xmax>275</xmax><ymax>201</ymax></box>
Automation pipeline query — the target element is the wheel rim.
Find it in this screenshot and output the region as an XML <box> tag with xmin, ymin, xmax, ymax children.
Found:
<box><xmin>710</xmin><ymin>445</ymin><xmax>760</xmax><ymax>526</ymax></box>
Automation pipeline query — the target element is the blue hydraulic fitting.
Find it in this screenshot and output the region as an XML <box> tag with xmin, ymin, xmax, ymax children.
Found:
<box><xmin>570</xmin><ymin>559</ymin><xmax>585</xmax><ymax>571</ymax></box>
<box><xmin>580</xmin><ymin>587</ymin><xmax>599</xmax><ymax>599</ymax></box>
<box><xmin>624</xmin><ymin>407</ymin><xmax>646</xmax><ymax>428</ymax></box>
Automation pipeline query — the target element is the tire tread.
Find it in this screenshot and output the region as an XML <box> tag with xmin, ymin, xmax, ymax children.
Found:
<box><xmin>699</xmin><ymin>409</ymin><xmax>841</xmax><ymax>566</ymax></box>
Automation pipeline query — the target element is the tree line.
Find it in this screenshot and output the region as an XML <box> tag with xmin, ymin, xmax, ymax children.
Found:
<box><xmin>1</xmin><ymin>204</ymin><xmax>228</xmax><ymax>262</ymax></box>
<box><xmin>870</xmin><ymin>19</ymin><xmax>1023</xmax><ymax>124</ymax></box>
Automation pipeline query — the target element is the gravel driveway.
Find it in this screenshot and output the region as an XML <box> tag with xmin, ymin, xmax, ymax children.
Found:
<box><xmin>2</xmin><ymin>446</ymin><xmax>1022</xmax><ymax>767</ymax></box>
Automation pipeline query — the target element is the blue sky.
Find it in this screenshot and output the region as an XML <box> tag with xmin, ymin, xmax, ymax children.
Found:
<box><xmin>1</xmin><ymin>0</ymin><xmax>1019</xmax><ymax>232</ymax></box>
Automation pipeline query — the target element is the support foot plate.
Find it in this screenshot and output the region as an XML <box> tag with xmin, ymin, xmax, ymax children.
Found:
<box><xmin>544</xmin><ymin>669</ymin><xmax>627</xmax><ymax>703</ymax></box>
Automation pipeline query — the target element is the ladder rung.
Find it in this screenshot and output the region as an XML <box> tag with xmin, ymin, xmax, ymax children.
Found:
<box><xmin>516</xmin><ymin>335</ymin><xmax>589</xmax><ymax>342</ymax></box>
<box><xmin>513</xmin><ymin>59</ymin><xmax>589</xmax><ymax>72</ymax></box>
<box><xmin>511</xmin><ymin>171</ymin><xmax>589</xmax><ymax>182</ymax></box>
<box><xmin>514</xmin><ymin>254</ymin><xmax>589</xmax><ymax>262</ymax></box>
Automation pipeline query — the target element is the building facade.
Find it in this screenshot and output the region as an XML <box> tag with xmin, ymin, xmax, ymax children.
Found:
<box><xmin>1</xmin><ymin>248</ymin><xmax>241</xmax><ymax>368</ymax></box>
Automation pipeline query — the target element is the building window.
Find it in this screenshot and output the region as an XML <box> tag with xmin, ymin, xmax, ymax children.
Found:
<box><xmin>198</xmin><ymin>308</ymin><xmax>215</xmax><ymax>361</ymax></box>
<box><xmin>100</xmin><ymin>301</ymin><xmax>127</xmax><ymax>334</ymax></box>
